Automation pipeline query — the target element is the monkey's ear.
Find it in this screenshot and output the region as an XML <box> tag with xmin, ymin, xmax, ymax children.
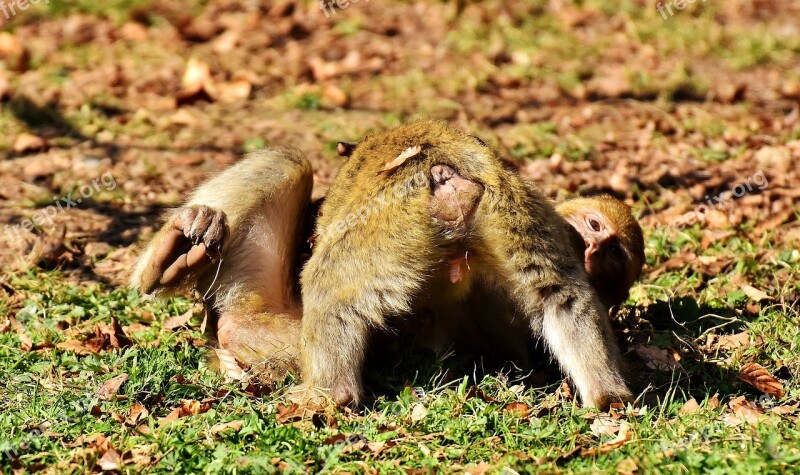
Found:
<box><xmin>336</xmin><ymin>142</ymin><xmax>358</xmax><ymax>158</ymax></box>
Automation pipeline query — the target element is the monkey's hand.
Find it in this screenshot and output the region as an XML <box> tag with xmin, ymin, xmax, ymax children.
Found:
<box><xmin>138</xmin><ymin>205</ymin><xmax>229</xmax><ymax>293</ymax></box>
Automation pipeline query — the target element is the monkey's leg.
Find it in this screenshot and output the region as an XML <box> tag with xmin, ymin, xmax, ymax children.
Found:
<box><xmin>298</xmin><ymin>192</ymin><xmax>439</xmax><ymax>405</ymax></box>
<box><xmin>476</xmin><ymin>182</ymin><xmax>632</xmax><ymax>409</ymax></box>
<box><xmin>131</xmin><ymin>148</ymin><xmax>313</xmax><ymax>369</ymax></box>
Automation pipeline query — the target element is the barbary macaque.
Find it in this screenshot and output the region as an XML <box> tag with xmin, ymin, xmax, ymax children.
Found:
<box><xmin>131</xmin><ymin>121</ymin><xmax>638</xmax><ymax>409</ymax></box>
<box><xmin>336</xmin><ymin>140</ymin><xmax>645</xmax><ymax>312</ymax></box>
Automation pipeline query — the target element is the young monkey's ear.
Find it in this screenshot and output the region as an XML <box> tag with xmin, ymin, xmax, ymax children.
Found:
<box><xmin>336</xmin><ymin>142</ymin><xmax>358</xmax><ymax>158</ymax></box>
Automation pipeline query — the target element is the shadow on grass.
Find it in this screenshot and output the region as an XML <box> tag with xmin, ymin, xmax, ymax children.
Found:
<box><xmin>361</xmin><ymin>298</ymin><xmax>761</xmax><ymax>408</ymax></box>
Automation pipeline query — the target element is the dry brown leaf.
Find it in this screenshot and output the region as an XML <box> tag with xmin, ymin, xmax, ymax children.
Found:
<box><xmin>98</xmin><ymin>373</ymin><xmax>129</xmax><ymax>400</ymax></box>
<box><xmin>708</xmin><ymin>393</ymin><xmax>721</xmax><ymax>409</ymax></box>
<box><xmin>679</xmin><ymin>398</ymin><xmax>700</xmax><ymax>416</ymax></box>
<box><xmin>126</xmin><ymin>403</ymin><xmax>149</xmax><ymax>426</ymax></box>
<box><xmin>581</xmin><ymin>421</ymin><xmax>632</xmax><ymax>456</ymax></box>
<box><xmin>379</xmin><ymin>145</ymin><xmax>421</xmax><ymax>173</ymax></box>
<box><xmin>464</xmin><ymin>386</ymin><xmax>501</xmax><ymax>403</ymax></box>
<box><xmin>771</xmin><ymin>402</ymin><xmax>800</xmax><ymax>416</ymax></box>
<box><xmin>210</xmin><ymin>420</ymin><xmax>244</xmax><ymax>435</ymax></box>
<box><xmin>741</xmin><ymin>285</ymin><xmax>771</xmax><ymax>302</ymax></box>
<box><xmin>276</xmin><ymin>403</ymin><xmax>306</xmax><ymax>424</ymax></box>
<box><xmin>410</xmin><ymin>403</ymin><xmax>428</xmax><ymax>422</ymax></box>
<box><xmin>555</xmin><ymin>381</ymin><xmax>573</xmax><ymax>401</ymax></box>
<box><xmin>97</xmin><ymin>447</ymin><xmax>121</xmax><ymax>471</ymax></box>
<box><xmin>717</xmin><ymin>332</ymin><xmax>761</xmax><ymax>350</ymax></box>
<box><xmin>216</xmin><ymin>79</ymin><xmax>252</xmax><ymax>103</ymax></box>
<box><xmin>503</xmin><ymin>402</ymin><xmax>530</xmax><ymax>419</ymax></box>
<box><xmin>634</xmin><ymin>345</ymin><xmax>682</xmax><ymax>370</ymax></box>
<box><xmin>56</xmin><ymin>340</ymin><xmax>97</xmax><ymax>355</ymax></box>
<box><xmin>13</xmin><ymin>133</ymin><xmax>46</xmax><ymax>154</ymax></box>
<box><xmin>181</xmin><ymin>58</ymin><xmax>211</xmax><ymax>95</ymax></box>
<box><xmin>0</xmin><ymin>318</ymin><xmax>10</xmax><ymax>333</ymax></box>
<box><xmin>19</xmin><ymin>332</ymin><xmax>33</xmax><ymax>351</ymax></box>
<box><xmin>738</xmin><ymin>363</ymin><xmax>784</xmax><ymax>398</ymax></box>
<box><xmin>163</xmin><ymin>308</ymin><xmax>194</xmax><ymax>330</ymax></box>
<box><xmin>590</xmin><ymin>416</ymin><xmax>621</xmax><ymax>437</ymax></box>
<box><xmin>724</xmin><ymin>396</ymin><xmax>763</xmax><ymax>426</ymax></box>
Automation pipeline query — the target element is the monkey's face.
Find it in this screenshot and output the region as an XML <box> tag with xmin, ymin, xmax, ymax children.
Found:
<box><xmin>558</xmin><ymin>196</ymin><xmax>645</xmax><ymax>308</ymax></box>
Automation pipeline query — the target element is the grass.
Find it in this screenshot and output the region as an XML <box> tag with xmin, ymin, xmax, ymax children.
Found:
<box><xmin>2</xmin><ymin>0</ymin><xmax>800</xmax><ymax>472</ymax></box>
<box><xmin>2</xmin><ymin>241</ymin><xmax>799</xmax><ymax>474</ymax></box>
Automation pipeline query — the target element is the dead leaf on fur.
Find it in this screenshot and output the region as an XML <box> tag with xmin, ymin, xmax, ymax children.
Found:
<box><xmin>738</xmin><ymin>363</ymin><xmax>784</xmax><ymax>398</ymax></box>
<box><xmin>379</xmin><ymin>145</ymin><xmax>421</xmax><ymax>173</ymax></box>
<box><xmin>581</xmin><ymin>421</ymin><xmax>632</xmax><ymax>456</ymax></box>
<box><xmin>98</xmin><ymin>373</ymin><xmax>128</xmax><ymax>400</ymax></box>
<box><xmin>679</xmin><ymin>398</ymin><xmax>701</xmax><ymax>415</ymax></box>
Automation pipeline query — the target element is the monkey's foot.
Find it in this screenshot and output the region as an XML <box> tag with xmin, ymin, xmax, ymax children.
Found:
<box><xmin>429</xmin><ymin>164</ymin><xmax>483</xmax><ymax>227</ymax></box>
<box><xmin>142</xmin><ymin>205</ymin><xmax>229</xmax><ymax>292</ymax></box>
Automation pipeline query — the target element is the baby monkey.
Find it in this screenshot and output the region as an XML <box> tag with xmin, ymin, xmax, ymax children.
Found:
<box><xmin>132</xmin><ymin>122</ymin><xmax>640</xmax><ymax>409</ymax></box>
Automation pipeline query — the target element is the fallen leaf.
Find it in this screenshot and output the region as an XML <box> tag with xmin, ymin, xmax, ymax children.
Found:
<box><xmin>163</xmin><ymin>308</ymin><xmax>194</xmax><ymax>330</ymax></box>
<box><xmin>770</xmin><ymin>402</ymin><xmax>799</xmax><ymax>416</ymax></box>
<box><xmin>56</xmin><ymin>339</ymin><xmax>97</xmax><ymax>355</ymax></box>
<box><xmin>738</xmin><ymin>363</ymin><xmax>784</xmax><ymax>398</ymax></box>
<box><xmin>717</xmin><ymin>331</ymin><xmax>761</xmax><ymax>350</ymax></box>
<box><xmin>741</xmin><ymin>285</ymin><xmax>771</xmax><ymax>302</ymax></box>
<box><xmin>98</xmin><ymin>373</ymin><xmax>129</xmax><ymax>400</ymax></box>
<box><xmin>97</xmin><ymin>447</ymin><xmax>121</xmax><ymax>471</ymax></box>
<box><xmin>679</xmin><ymin>398</ymin><xmax>700</xmax><ymax>416</ymax></box>
<box><xmin>210</xmin><ymin>420</ymin><xmax>244</xmax><ymax>435</ymax></box>
<box><xmin>19</xmin><ymin>332</ymin><xmax>33</xmax><ymax>351</ymax></box>
<box><xmin>503</xmin><ymin>402</ymin><xmax>530</xmax><ymax>419</ymax></box>
<box><xmin>126</xmin><ymin>403</ymin><xmax>149</xmax><ymax>426</ymax></box>
<box><xmin>634</xmin><ymin>345</ymin><xmax>682</xmax><ymax>370</ymax></box>
<box><xmin>410</xmin><ymin>402</ymin><xmax>428</xmax><ymax>422</ymax></box>
<box><xmin>464</xmin><ymin>386</ymin><xmax>500</xmax><ymax>403</ymax></box>
<box><xmin>724</xmin><ymin>396</ymin><xmax>763</xmax><ymax>426</ymax></box>
<box><xmin>379</xmin><ymin>145</ymin><xmax>421</xmax><ymax>173</ymax></box>
<box><xmin>13</xmin><ymin>133</ymin><xmax>46</xmax><ymax>154</ymax></box>
<box><xmin>276</xmin><ymin>403</ymin><xmax>305</xmax><ymax>424</ymax></box>
<box><xmin>555</xmin><ymin>381</ymin><xmax>573</xmax><ymax>401</ymax></box>
<box><xmin>616</xmin><ymin>457</ymin><xmax>638</xmax><ymax>475</ymax></box>
<box><xmin>708</xmin><ymin>393</ymin><xmax>721</xmax><ymax>409</ymax></box>
<box><xmin>590</xmin><ymin>416</ymin><xmax>621</xmax><ymax>437</ymax></box>
<box><xmin>0</xmin><ymin>318</ymin><xmax>10</xmax><ymax>333</ymax></box>
<box><xmin>581</xmin><ymin>421</ymin><xmax>632</xmax><ymax>456</ymax></box>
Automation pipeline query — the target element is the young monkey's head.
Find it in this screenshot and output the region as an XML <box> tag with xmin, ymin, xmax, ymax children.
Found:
<box><xmin>556</xmin><ymin>195</ymin><xmax>645</xmax><ymax>310</ymax></box>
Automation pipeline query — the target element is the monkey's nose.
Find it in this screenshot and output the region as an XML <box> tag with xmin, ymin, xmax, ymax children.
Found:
<box><xmin>585</xmin><ymin>241</ymin><xmax>598</xmax><ymax>260</ymax></box>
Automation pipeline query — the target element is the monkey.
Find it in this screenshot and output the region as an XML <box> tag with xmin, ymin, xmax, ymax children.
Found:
<box><xmin>298</xmin><ymin>121</ymin><xmax>631</xmax><ymax>408</ymax></box>
<box><xmin>131</xmin><ymin>121</ymin><xmax>636</xmax><ymax>410</ymax></box>
<box><xmin>556</xmin><ymin>196</ymin><xmax>645</xmax><ymax>311</ymax></box>
<box><xmin>336</xmin><ymin>140</ymin><xmax>645</xmax><ymax>312</ymax></box>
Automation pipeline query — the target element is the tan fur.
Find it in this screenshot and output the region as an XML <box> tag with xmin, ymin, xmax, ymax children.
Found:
<box><xmin>299</xmin><ymin>121</ymin><xmax>631</xmax><ymax>408</ymax></box>
<box><xmin>131</xmin><ymin>122</ymin><xmax>634</xmax><ymax>410</ymax></box>
<box><xmin>130</xmin><ymin>149</ymin><xmax>312</xmax><ymax>371</ymax></box>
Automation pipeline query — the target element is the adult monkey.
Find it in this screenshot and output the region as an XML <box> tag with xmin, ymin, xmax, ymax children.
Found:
<box><xmin>131</xmin><ymin>121</ymin><xmax>641</xmax><ymax>409</ymax></box>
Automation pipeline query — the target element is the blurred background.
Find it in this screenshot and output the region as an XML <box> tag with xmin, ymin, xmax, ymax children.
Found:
<box><xmin>0</xmin><ymin>0</ymin><xmax>798</xmax><ymax>303</ymax></box>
